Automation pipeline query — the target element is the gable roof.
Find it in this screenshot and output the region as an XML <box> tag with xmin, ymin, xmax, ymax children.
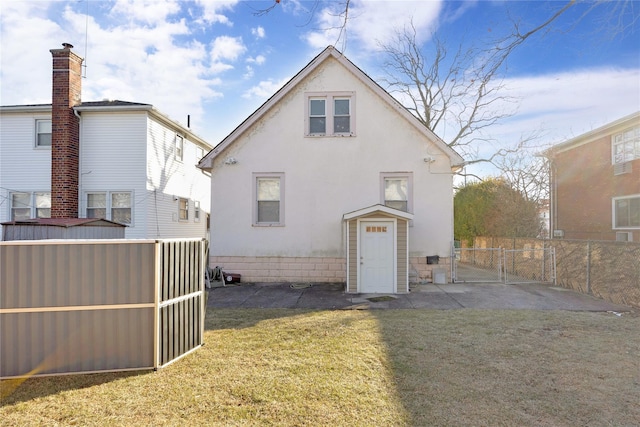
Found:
<box><xmin>342</xmin><ymin>204</ymin><xmax>415</xmax><ymax>221</ymax></box>
<box><xmin>198</xmin><ymin>46</ymin><xmax>464</xmax><ymax>169</ymax></box>
<box><xmin>545</xmin><ymin>111</ymin><xmax>640</xmax><ymax>157</ymax></box>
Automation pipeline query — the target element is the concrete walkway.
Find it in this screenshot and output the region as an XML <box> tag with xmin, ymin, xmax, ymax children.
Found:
<box><xmin>207</xmin><ymin>282</ymin><xmax>633</xmax><ymax>311</ymax></box>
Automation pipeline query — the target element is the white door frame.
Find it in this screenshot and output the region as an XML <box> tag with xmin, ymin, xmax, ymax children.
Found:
<box><xmin>357</xmin><ymin>218</ymin><xmax>397</xmax><ymax>293</ymax></box>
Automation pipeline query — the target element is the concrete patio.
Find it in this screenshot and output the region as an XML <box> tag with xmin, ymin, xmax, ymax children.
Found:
<box><xmin>207</xmin><ymin>281</ymin><xmax>633</xmax><ymax>311</ymax></box>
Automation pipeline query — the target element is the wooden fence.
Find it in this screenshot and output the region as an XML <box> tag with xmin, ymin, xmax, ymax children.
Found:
<box><xmin>0</xmin><ymin>238</ymin><xmax>206</xmax><ymax>378</ymax></box>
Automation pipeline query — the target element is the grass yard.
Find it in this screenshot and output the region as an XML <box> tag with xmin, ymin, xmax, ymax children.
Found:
<box><xmin>2</xmin><ymin>308</ymin><xmax>639</xmax><ymax>426</ymax></box>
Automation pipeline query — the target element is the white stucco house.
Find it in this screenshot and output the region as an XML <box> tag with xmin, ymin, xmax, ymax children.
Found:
<box><xmin>198</xmin><ymin>46</ymin><xmax>464</xmax><ymax>293</ymax></box>
<box><xmin>0</xmin><ymin>44</ymin><xmax>212</xmax><ymax>240</ymax></box>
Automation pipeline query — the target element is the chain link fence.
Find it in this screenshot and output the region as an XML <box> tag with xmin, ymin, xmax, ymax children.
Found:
<box><xmin>469</xmin><ymin>237</ymin><xmax>640</xmax><ymax>309</ymax></box>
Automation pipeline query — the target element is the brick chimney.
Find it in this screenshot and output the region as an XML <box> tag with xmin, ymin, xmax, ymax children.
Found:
<box><xmin>50</xmin><ymin>43</ymin><xmax>83</xmax><ymax>218</ymax></box>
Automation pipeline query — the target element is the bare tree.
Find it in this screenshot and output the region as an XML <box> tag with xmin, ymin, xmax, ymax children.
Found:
<box><xmin>379</xmin><ymin>0</ymin><xmax>575</xmax><ymax>162</ymax></box>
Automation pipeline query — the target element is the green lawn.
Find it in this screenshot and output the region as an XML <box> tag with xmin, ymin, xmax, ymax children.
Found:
<box><xmin>2</xmin><ymin>309</ymin><xmax>639</xmax><ymax>426</ymax></box>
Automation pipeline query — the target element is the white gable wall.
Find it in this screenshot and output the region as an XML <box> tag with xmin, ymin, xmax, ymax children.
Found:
<box><xmin>209</xmin><ymin>57</ymin><xmax>455</xmax><ymax>282</ymax></box>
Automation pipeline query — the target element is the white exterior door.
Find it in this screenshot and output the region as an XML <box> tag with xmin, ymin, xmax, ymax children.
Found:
<box><xmin>360</xmin><ymin>220</ymin><xmax>395</xmax><ymax>293</ymax></box>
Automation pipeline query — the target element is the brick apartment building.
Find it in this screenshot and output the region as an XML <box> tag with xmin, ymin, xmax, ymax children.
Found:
<box><xmin>546</xmin><ymin>111</ymin><xmax>640</xmax><ymax>241</ymax></box>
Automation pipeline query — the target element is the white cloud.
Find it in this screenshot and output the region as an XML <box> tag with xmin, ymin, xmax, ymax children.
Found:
<box><xmin>252</xmin><ymin>26</ymin><xmax>265</xmax><ymax>39</ymax></box>
<box><xmin>247</xmin><ymin>55</ymin><xmax>266</xmax><ymax>65</ymax></box>
<box><xmin>498</xmin><ymin>67</ymin><xmax>640</xmax><ymax>143</ymax></box>
<box><xmin>242</xmin><ymin>78</ymin><xmax>290</xmax><ymax>99</ymax></box>
<box><xmin>110</xmin><ymin>0</ymin><xmax>182</xmax><ymax>25</ymax></box>
<box><xmin>194</xmin><ymin>0</ymin><xmax>238</xmax><ymax>25</ymax></box>
<box><xmin>210</xmin><ymin>35</ymin><xmax>246</xmax><ymax>62</ymax></box>
<box><xmin>304</xmin><ymin>0</ymin><xmax>442</xmax><ymax>51</ymax></box>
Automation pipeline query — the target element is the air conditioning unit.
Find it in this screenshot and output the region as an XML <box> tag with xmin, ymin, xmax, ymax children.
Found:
<box><xmin>614</xmin><ymin>162</ymin><xmax>632</xmax><ymax>176</ymax></box>
<box><xmin>616</xmin><ymin>232</ymin><xmax>633</xmax><ymax>242</ymax></box>
<box><xmin>553</xmin><ymin>229</ymin><xmax>564</xmax><ymax>238</ymax></box>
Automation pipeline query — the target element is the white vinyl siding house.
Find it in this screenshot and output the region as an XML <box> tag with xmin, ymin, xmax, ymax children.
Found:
<box><xmin>0</xmin><ymin>108</ymin><xmax>53</xmax><ymax>229</ymax></box>
<box><xmin>0</xmin><ymin>103</ymin><xmax>212</xmax><ymax>240</ymax></box>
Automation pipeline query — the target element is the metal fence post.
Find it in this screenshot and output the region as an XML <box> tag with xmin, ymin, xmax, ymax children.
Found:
<box><xmin>586</xmin><ymin>241</ymin><xmax>591</xmax><ymax>294</ymax></box>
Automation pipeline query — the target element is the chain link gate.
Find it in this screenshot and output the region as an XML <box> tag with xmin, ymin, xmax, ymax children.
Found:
<box><xmin>452</xmin><ymin>245</ymin><xmax>556</xmax><ymax>285</ymax></box>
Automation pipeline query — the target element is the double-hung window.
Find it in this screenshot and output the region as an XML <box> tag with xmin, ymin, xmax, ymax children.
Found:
<box><xmin>86</xmin><ymin>191</ymin><xmax>132</xmax><ymax>225</ymax></box>
<box><xmin>306</xmin><ymin>92</ymin><xmax>355</xmax><ymax>136</ymax></box>
<box><xmin>613</xmin><ymin>195</ymin><xmax>640</xmax><ymax>229</ymax></box>
<box><xmin>179</xmin><ymin>198</ymin><xmax>189</xmax><ymax>221</ymax></box>
<box><xmin>35</xmin><ymin>119</ymin><xmax>52</xmax><ymax>147</ymax></box>
<box><xmin>10</xmin><ymin>192</ymin><xmax>51</xmax><ymax>220</ymax></box>
<box><xmin>111</xmin><ymin>193</ymin><xmax>132</xmax><ymax>224</ymax></box>
<box><xmin>381</xmin><ymin>173</ymin><xmax>413</xmax><ymax>213</ymax></box>
<box><xmin>175</xmin><ymin>135</ymin><xmax>184</xmax><ymax>162</ymax></box>
<box><xmin>253</xmin><ymin>173</ymin><xmax>284</xmax><ymax>226</ymax></box>
<box><xmin>612</xmin><ymin>125</ymin><xmax>640</xmax><ymax>164</ymax></box>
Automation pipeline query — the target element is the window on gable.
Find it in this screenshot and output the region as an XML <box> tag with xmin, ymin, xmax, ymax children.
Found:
<box><xmin>333</xmin><ymin>98</ymin><xmax>350</xmax><ymax>133</ymax></box>
<box><xmin>179</xmin><ymin>198</ymin><xmax>189</xmax><ymax>221</ymax></box>
<box><xmin>86</xmin><ymin>191</ymin><xmax>132</xmax><ymax>225</ymax></box>
<box><xmin>309</xmin><ymin>99</ymin><xmax>326</xmax><ymax>134</ymax></box>
<box><xmin>381</xmin><ymin>173</ymin><xmax>413</xmax><ymax>213</ymax></box>
<box><xmin>10</xmin><ymin>192</ymin><xmax>51</xmax><ymax>220</ymax></box>
<box><xmin>35</xmin><ymin>119</ymin><xmax>52</xmax><ymax>147</ymax></box>
<box><xmin>253</xmin><ymin>173</ymin><xmax>284</xmax><ymax>226</ymax></box>
<box><xmin>614</xmin><ymin>195</ymin><xmax>640</xmax><ymax>229</ymax></box>
<box><xmin>612</xmin><ymin>125</ymin><xmax>640</xmax><ymax>164</ymax></box>
<box><xmin>306</xmin><ymin>92</ymin><xmax>354</xmax><ymax>136</ymax></box>
<box><xmin>175</xmin><ymin>135</ymin><xmax>184</xmax><ymax>162</ymax></box>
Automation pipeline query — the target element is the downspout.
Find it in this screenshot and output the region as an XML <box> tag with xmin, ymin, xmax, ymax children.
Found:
<box><xmin>74</xmin><ymin>108</ymin><xmax>82</xmax><ymax>218</ymax></box>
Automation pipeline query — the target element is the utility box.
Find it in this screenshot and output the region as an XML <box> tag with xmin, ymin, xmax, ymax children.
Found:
<box><xmin>433</xmin><ymin>268</ymin><xmax>447</xmax><ymax>284</ymax></box>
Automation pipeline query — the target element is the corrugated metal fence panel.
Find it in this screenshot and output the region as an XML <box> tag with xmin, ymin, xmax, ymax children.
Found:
<box><xmin>1</xmin><ymin>240</ymin><xmax>156</xmax><ymax>309</ymax></box>
<box><xmin>0</xmin><ymin>239</ymin><xmax>205</xmax><ymax>378</ymax></box>
<box><xmin>0</xmin><ymin>240</ymin><xmax>158</xmax><ymax>378</ymax></box>
<box><xmin>157</xmin><ymin>239</ymin><xmax>205</xmax><ymax>368</ymax></box>
<box><xmin>2</xmin><ymin>309</ymin><xmax>154</xmax><ymax>377</ymax></box>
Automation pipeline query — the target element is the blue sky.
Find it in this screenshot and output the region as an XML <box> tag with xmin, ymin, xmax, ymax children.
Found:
<box><xmin>1</xmin><ymin>0</ymin><xmax>639</xmax><ymax>176</ymax></box>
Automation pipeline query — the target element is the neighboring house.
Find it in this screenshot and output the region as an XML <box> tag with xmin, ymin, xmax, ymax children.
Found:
<box><xmin>546</xmin><ymin>111</ymin><xmax>640</xmax><ymax>242</ymax></box>
<box><xmin>198</xmin><ymin>46</ymin><xmax>464</xmax><ymax>293</ymax></box>
<box><xmin>0</xmin><ymin>44</ymin><xmax>212</xmax><ymax>239</ymax></box>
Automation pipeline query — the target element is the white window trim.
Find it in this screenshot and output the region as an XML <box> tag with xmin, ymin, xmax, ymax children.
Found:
<box><xmin>612</xmin><ymin>194</ymin><xmax>640</xmax><ymax>230</ymax></box>
<box><xmin>34</xmin><ymin>118</ymin><xmax>52</xmax><ymax>149</ymax></box>
<box><xmin>175</xmin><ymin>134</ymin><xmax>184</xmax><ymax>162</ymax></box>
<box><xmin>380</xmin><ymin>172</ymin><xmax>414</xmax><ymax>214</ymax></box>
<box><xmin>84</xmin><ymin>191</ymin><xmax>134</xmax><ymax>226</ymax></box>
<box><xmin>305</xmin><ymin>91</ymin><xmax>356</xmax><ymax>137</ymax></box>
<box><xmin>611</xmin><ymin>125</ymin><xmax>640</xmax><ymax>164</ymax></box>
<box><xmin>252</xmin><ymin>172</ymin><xmax>285</xmax><ymax>226</ymax></box>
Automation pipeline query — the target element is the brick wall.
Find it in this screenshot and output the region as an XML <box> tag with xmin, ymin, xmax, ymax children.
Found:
<box><xmin>50</xmin><ymin>43</ymin><xmax>83</xmax><ymax>218</ymax></box>
<box><xmin>210</xmin><ymin>255</ymin><xmax>452</xmax><ymax>285</ymax></box>
<box><xmin>553</xmin><ymin>133</ymin><xmax>640</xmax><ymax>241</ymax></box>
<box><xmin>210</xmin><ymin>256</ymin><xmax>346</xmax><ymax>283</ymax></box>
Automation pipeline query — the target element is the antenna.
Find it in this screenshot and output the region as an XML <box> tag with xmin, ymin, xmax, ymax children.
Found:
<box><xmin>82</xmin><ymin>0</ymin><xmax>89</xmax><ymax>78</ymax></box>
